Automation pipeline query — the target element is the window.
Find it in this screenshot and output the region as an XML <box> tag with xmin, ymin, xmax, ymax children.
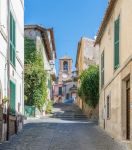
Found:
<box><xmin>114</xmin><ymin>17</ymin><xmax>120</xmax><ymax>70</ymax></box>
<box><xmin>63</xmin><ymin>61</ymin><xmax>68</xmax><ymax>71</ymax></box>
<box><xmin>10</xmin><ymin>12</ymin><xmax>16</xmax><ymax>67</ymax></box>
<box><xmin>48</xmin><ymin>78</ymin><xmax>51</xmax><ymax>89</ymax></box>
<box><xmin>10</xmin><ymin>81</ymin><xmax>16</xmax><ymax>115</ymax></box>
<box><xmin>106</xmin><ymin>95</ymin><xmax>111</xmax><ymax>119</ymax></box>
<box><xmin>101</xmin><ymin>51</ymin><xmax>104</xmax><ymax>88</ymax></box>
<box><xmin>58</xmin><ymin>87</ymin><xmax>62</xmax><ymax>95</ymax></box>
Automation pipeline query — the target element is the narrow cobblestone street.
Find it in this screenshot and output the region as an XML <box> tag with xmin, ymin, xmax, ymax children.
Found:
<box><xmin>0</xmin><ymin>104</ymin><xmax>127</xmax><ymax>150</ymax></box>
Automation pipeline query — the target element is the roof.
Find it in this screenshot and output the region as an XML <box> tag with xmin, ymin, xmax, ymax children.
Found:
<box><xmin>95</xmin><ymin>0</ymin><xmax>118</xmax><ymax>45</ymax></box>
<box><xmin>59</xmin><ymin>55</ymin><xmax>72</xmax><ymax>60</ymax></box>
<box><xmin>25</xmin><ymin>25</ymin><xmax>56</xmax><ymax>60</ymax></box>
<box><xmin>47</xmin><ymin>28</ymin><xmax>57</xmax><ymax>58</ymax></box>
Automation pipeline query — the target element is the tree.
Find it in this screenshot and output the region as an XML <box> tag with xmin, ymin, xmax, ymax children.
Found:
<box><xmin>24</xmin><ymin>37</ymin><xmax>47</xmax><ymax>111</ymax></box>
<box><xmin>78</xmin><ymin>65</ymin><xmax>99</xmax><ymax>108</ymax></box>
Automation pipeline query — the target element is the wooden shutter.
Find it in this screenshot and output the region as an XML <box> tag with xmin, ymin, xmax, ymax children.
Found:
<box><xmin>114</xmin><ymin>17</ymin><xmax>120</xmax><ymax>69</ymax></box>
<box><xmin>48</xmin><ymin>79</ymin><xmax>51</xmax><ymax>89</ymax></box>
<box><xmin>101</xmin><ymin>51</ymin><xmax>104</xmax><ymax>88</ymax></box>
<box><xmin>10</xmin><ymin>81</ymin><xmax>16</xmax><ymax>115</ymax></box>
<box><xmin>10</xmin><ymin>12</ymin><xmax>16</xmax><ymax>67</ymax></box>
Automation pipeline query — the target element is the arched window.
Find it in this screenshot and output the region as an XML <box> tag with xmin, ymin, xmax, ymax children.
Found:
<box><xmin>63</xmin><ymin>61</ymin><xmax>68</xmax><ymax>71</ymax></box>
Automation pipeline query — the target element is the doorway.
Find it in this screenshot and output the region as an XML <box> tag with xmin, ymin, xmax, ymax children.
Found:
<box><xmin>126</xmin><ymin>79</ymin><xmax>130</xmax><ymax>140</ymax></box>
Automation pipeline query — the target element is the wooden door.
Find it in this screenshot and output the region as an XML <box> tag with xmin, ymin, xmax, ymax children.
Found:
<box><xmin>126</xmin><ymin>79</ymin><xmax>130</xmax><ymax>140</ymax></box>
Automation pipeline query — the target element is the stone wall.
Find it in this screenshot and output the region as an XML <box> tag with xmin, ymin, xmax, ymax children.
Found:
<box><xmin>82</xmin><ymin>102</ymin><xmax>99</xmax><ymax>120</ymax></box>
<box><xmin>9</xmin><ymin>116</ymin><xmax>16</xmax><ymax>137</ymax></box>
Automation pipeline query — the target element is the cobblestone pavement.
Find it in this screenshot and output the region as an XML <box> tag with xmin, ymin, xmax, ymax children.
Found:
<box><xmin>0</xmin><ymin>104</ymin><xmax>127</xmax><ymax>150</ymax></box>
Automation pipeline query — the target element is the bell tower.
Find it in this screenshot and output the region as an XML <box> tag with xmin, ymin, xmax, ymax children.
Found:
<box><xmin>58</xmin><ymin>56</ymin><xmax>72</xmax><ymax>83</ymax></box>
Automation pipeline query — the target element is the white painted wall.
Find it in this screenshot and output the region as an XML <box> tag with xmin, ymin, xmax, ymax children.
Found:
<box><xmin>0</xmin><ymin>0</ymin><xmax>8</xmax><ymax>102</ymax></box>
<box><xmin>0</xmin><ymin>0</ymin><xmax>24</xmax><ymax>114</ymax></box>
<box><xmin>10</xmin><ymin>0</ymin><xmax>24</xmax><ymax>114</ymax></box>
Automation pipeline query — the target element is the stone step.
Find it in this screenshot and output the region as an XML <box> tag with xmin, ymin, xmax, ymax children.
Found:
<box><xmin>53</xmin><ymin>114</ymin><xmax>88</xmax><ymax>119</ymax></box>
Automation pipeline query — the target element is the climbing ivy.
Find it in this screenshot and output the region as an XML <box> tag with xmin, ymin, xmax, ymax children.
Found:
<box><xmin>78</xmin><ymin>65</ymin><xmax>99</xmax><ymax>108</ymax></box>
<box><xmin>24</xmin><ymin>37</ymin><xmax>47</xmax><ymax>111</ymax></box>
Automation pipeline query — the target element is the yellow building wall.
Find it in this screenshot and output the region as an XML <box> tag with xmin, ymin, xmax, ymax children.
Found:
<box><xmin>99</xmin><ymin>0</ymin><xmax>132</xmax><ymax>142</ymax></box>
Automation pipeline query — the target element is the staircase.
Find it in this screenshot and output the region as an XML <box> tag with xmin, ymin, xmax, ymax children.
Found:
<box><xmin>53</xmin><ymin>114</ymin><xmax>88</xmax><ymax>120</ymax></box>
<box><xmin>52</xmin><ymin>104</ymin><xmax>88</xmax><ymax>120</ymax></box>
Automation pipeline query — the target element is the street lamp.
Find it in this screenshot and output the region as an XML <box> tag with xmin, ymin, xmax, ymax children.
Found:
<box><xmin>49</xmin><ymin>60</ymin><xmax>55</xmax><ymax>71</ymax></box>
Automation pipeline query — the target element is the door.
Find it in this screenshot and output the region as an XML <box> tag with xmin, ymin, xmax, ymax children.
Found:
<box><xmin>126</xmin><ymin>79</ymin><xmax>130</xmax><ymax>140</ymax></box>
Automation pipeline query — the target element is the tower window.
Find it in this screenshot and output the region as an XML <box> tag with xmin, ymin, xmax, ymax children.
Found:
<box><xmin>63</xmin><ymin>61</ymin><xmax>68</xmax><ymax>71</ymax></box>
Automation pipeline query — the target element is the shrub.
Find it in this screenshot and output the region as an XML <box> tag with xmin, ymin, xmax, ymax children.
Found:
<box><xmin>77</xmin><ymin>65</ymin><xmax>99</xmax><ymax>108</ymax></box>
<box><xmin>46</xmin><ymin>101</ymin><xmax>53</xmax><ymax>114</ymax></box>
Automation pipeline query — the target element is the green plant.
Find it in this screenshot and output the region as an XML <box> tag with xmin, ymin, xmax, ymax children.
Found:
<box><xmin>24</xmin><ymin>37</ymin><xmax>47</xmax><ymax>111</ymax></box>
<box><xmin>2</xmin><ymin>96</ymin><xmax>9</xmax><ymax>104</ymax></box>
<box><xmin>46</xmin><ymin>101</ymin><xmax>53</xmax><ymax>114</ymax></box>
<box><xmin>77</xmin><ymin>65</ymin><xmax>99</xmax><ymax>108</ymax></box>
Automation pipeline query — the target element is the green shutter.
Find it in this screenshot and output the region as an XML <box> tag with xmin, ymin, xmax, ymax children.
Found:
<box><xmin>13</xmin><ymin>19</ymin><xmax>16</xmax><ymax>47</ymax></box>
<box><xmin>101</xmin><ymin>51</ymin><xmax>104</xmax><ymax>88</ymax></box>
<box><xmin>48</xmin><ymin>79</ymin><xmax>51</xmax><ymax>89</ymax></box>
<box><xmin>10</xmin><ymin>44</ymin><xmax>13</xmax><ymax>63</ymax></box>
<box><xmin>114</xmin><ymin>17</ymin><xmax>120</xmax><ymax>70</ymax></box>
<box><xmin>10</xmin><ymin>12</ymin><xmax>16</xmax><ymax>67</ymax></box>
<box><xmin>10</xmin><ymin>81</ymin><xmax>16</xmax><ymax>115</ymax></box>
<box><xmin>10</xmin><ymin>13</ymin><xmax>13</xmax><ymax>42</ymax></box>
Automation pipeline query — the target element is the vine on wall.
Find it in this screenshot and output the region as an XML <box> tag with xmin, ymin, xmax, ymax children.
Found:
<box><xmin>24</xmin><ymin>37</ymin><xmax>47</xmax><ymax>111</ymax></box>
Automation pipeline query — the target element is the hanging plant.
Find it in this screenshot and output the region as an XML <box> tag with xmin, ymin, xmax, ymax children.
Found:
<box><xmin>2</xmin><ymin>96</ymin><xmax>9</xmax><ymax>104</ymax></box>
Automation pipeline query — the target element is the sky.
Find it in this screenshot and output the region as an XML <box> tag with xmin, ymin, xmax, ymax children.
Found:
<box><xmin>25</xmin><ymin>0</ymin><xmax>108</xmax><ymax>74</ymax></box>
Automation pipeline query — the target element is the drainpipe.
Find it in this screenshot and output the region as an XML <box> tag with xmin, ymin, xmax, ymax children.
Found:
<box><xmin>6</xmin><ymin>0</ymin><xmax>10</xmax><ymax>141</ymax></box>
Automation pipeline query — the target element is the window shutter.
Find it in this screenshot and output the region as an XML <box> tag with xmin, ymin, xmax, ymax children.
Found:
<box><xmin>48</xmin><ymin>79</ymin><xmax>51</xmax><ymax>89</ymax></box>
<box><xmin>13</xmin><ymin>19</ymin><xmax>16</xmax><ymax>47</ymax></box>
<box><xmin>10</xmin><ymin>13</ymin><xmax>13</xmax><ymax>42</ymax></box>
<box><xmin>10</xmin><ymin>12</ymin><xmax>16</xmax><ymax>67</ymax></box>
<box><xmin>114</xmin><ymin>17</ymin><xmax>120</xmax><ymax>69</ymax></box>
<box><xmin>10</xmin><ymin>81</ymin><xmax>16</xmax><ymax>115</ymax></box>
<box><xmin>101</xmin><ymin>51</ymin><xmax>104</xmax><ymax>88</ymax></box>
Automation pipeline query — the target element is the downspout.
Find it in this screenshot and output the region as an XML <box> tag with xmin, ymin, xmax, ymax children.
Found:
<box><xmin>6</xmin><ymin>0</ymin><xmax>10</xmax><ymax>141</ymax></box>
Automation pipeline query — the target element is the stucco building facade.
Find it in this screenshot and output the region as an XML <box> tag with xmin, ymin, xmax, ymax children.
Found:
<box><xmin>24</xmin><ymin>25</ymin><xmax>56</xmax><ymax>112</ymax></box>
<box><xmin>0</xmin><ymin>0</ymin><xmax>24</xmax><ymax>141</ymax></box>
<box><xmin>75</xmin><ymin>37</ymin><xmax>99</xmax><ymax>118</ymax></box>
<box><xmin>95</xmin><ymin>0</ymin><xmax>132</xmax><ymax>147</ymax></box>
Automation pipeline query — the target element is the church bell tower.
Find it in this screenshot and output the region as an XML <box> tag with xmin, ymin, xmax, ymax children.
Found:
<box><xmin>58</xmin><ymin>56</ymin><xmax>72</xmax><ymax>83</ymax></box>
